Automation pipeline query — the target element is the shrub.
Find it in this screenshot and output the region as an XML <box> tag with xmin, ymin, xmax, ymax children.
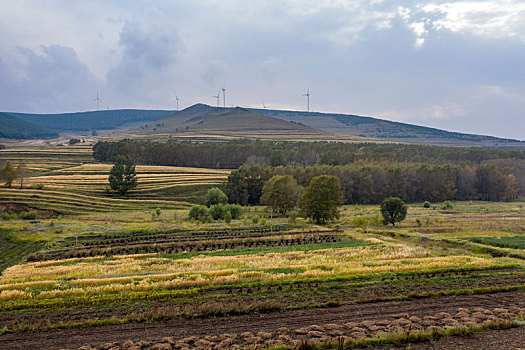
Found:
<box><xmin>188</xmin><ymin>205</ymin><xmax>209</xmax><ymax>221</ymax></box>
<box><xmin>423</xmin><ymin>201</ymin><xmax>431</xmax><ymax>208</ymax></box>
<box><xmin>33</xmin><ymin>183</ymin><xmax>45</xmax><ymax>190</ymax></box>
<box><xmin>442</xmin><ymin>201</ymin><xmax>453</xmax><ymax>210</ymax></box>
<box><xmin>224</xmin><ymin>211</ymin><xmax>232</xmax><ymax>223</ymax></box>
<box><xmin>226</xmin><ymin>204</ymin><xmax>243</xmax><ymax>219</ymax></box>
<box><xmin>155</xmin><ymin>208</ymin><xmax>161</xmax><ymax>216</ymax></box>
<box><xmin>210</xmin><ymin>204</ymin><xmax>227</xmax><ymax>220</ymax></box>
<box><xmin>205</xmin><ymin>188</ymin><xmax>228</xmax><ymax>207</ymax></box>
<box><xmin>19</xmin><ymin>211</ymin><xmax>37</xmax><ymax>220</ymax></box>
<box><xmin>69</xmin><ymin>138</ymin><xmax>81</xmax><ymax>145</ymax></box>
<box><xmin>252</xmin><ymin>215</ymin><xmax>260</xmax><ymax>224</ymax></box>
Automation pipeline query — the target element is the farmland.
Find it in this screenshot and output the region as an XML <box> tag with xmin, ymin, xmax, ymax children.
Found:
<box><xmin>0</xmin><ymin>198</ymin><xmax>525</xmax><ymax>349</ymax></box>
<box><xmin>1</xmin><ymin>144</ymin><xmax>525</xmax><ymax>349</ymax></box>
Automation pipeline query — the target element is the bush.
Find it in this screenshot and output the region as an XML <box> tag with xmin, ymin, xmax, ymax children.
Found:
<box><xmin>188</xmin><ymin>205</ymin><xmax>209</xmax><ymax>221</ymax></box>
<box><xmin>210</xmin><ymin>204</ymin><xmax>227</xmax><ymax>220</ymax></box>
<box><xmin>1</xmin><ymin>212</ymin><xmax>18</xmax><ymax>220</ymax></box>
<box><xmin>442</xmin><ymin>200</ymin><xmax>453</xmax><ymax>210</ymax></box>
<box><xmin>69</xmin><ymin>138</ymin><xmax>81</xmax><ymax>145</ymax></box>
<box><xmin>19</xmin><ymin>211</ymin><xmax>37</xmax><ymax>220</ymax></box>
<box><xmin>205</xmin><ymin>187</ymin><xmax>228</xmax><ymax>207</ymax></box>
<box><xmin>224</xmin><ymin>211</ymin><xmax>232</xmax><ymax>223</ymax></box>
<box><xmin>252</xmin><ymin>215</ymin><xmax>260</xmax><ymax>224</ymax></box>
<box><xmin>155</xmin><ymin>208</ymin><xmax>161</xmax><ymax>216</ymax></box>
<box><xmin>226</xmin><ymin>204</ymin><xmax>243</xmax><ymax>219</ymax></box>
<box><xmin>423</xmin><ymin>201</ymin><xmax>431</xmax><ymax>208</ymax></box>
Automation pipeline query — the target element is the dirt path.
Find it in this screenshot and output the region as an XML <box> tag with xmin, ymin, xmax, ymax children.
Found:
<box><xmin>2</xmin><ymin>291</ymin><xmax>525</xmax><ymax>350</ymax></box>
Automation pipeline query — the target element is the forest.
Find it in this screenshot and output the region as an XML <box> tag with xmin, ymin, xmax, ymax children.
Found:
<box><xmin>93</xmin><ymin>139</ymin><xmax>525</xmax><ymax>167</ymax></box>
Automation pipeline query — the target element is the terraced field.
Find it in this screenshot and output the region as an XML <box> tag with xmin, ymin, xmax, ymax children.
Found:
<box><xmin>0</xmin><ymin>145</ymin><xmax>230</xmax><ymax>210</ymax></box>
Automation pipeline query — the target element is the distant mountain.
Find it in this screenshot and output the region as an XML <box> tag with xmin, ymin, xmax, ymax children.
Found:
<box><xmin>8</xmin><ymin>109</ymin><xmax>175</xmax><ymax>131</ymax></box>
<box><xmin>252</xmin><ymin>108</ymin><xmax>525</xmax><ymax>149</ymax></box>
<box><xmin>6</xmin><ymin>104</ymin><xmax>525</xmax><ymax>149</ymax></box>
<box><xmin>0</xmin><ymin>112</ymin><xmax>58</xmax><ymax>139</ymax></box>
<box><xmin>146</xmin><ymin>105</ymin><xmax>359</xmax><ymax>141</ymax></box>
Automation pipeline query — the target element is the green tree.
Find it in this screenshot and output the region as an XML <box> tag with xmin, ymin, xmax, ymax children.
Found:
<box><xmin>1</xmin><ymin>161</ymin><xmax>17</xmax><ymax>188</ymax></box>
<box><xmin>261</xmin><ymin>175</ymin><xmax>301</xmax><ymax>216</ymax></box>
<box><xmin>301</xmin><ymin>175</ymin><xmax>343</xmax><ymax>224</ymax></box>
<box><xmin>223</xmin><ymin>164</ymin><xmax>272</xmax><ymax>205</ymax></box>
<box><xmin>205</xmin><ymin>187</ymin><xmax>228</xmax><ymax>207</ymax></box>
<box><xmin>380</xmin><ymin>197</ymin><xmax>408</xmax><ymax>226</ymax></box>
<box><xmin>108</xmin><ymin>155</ymin><xmax>137</xmax><ymax>196</ymax></box>
<box><xmin>269</xmin><ymin>149</ymin><xmax>285</xmax><ymax>167</ymax></box>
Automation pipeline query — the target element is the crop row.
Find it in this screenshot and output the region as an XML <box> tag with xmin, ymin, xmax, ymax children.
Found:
<box><xmin>1</xmin><ymin>266</ymin><xmax>523</xmax><ymax>326</ymax></box>
<box><xmin>59</xmin><ymin>226</ymin><xmax>313</xmax><ymax>248</ymax></box>
<box><xmin>0</xmin><ymin>231</ymin><xmax>45</xmax><ymax>273</ymax></box>
<box><xmin>30</xmin><ymin>233</ymin><xmax>342</xmax><ymax>261</ymax></box>
<box><xmin>60</xmin><ymin>225</ymin><xmax>298</xmax><ymax>243</ymax></box>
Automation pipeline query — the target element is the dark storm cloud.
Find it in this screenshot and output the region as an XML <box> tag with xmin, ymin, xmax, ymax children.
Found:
<box><xmin>106</xmin><ymin>20</ymin><xmax>184</xmax><ymax>94</ymax></box>
<box><xmin>0</xmin><ymin>44</ymin><xmax>99</xmax><ymax>112</ymax></box>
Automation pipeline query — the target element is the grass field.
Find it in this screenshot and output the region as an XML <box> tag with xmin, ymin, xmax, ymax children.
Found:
<box><xmin>1</xmin><ymin>201</ymin><xmax>524</xmax><ymax>346</ymax></box>
<box><xmin>0</xmin><ymin>145</ymin><xmax>230</xmax><ymax>208</ymax></box>
<box><xmin>2</xmin><ymin>143</ymin><xmax>525</xmax><ymax>349</ymax></box>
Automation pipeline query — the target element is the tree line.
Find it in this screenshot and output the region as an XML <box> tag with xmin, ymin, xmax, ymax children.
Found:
<box><xmin>93</xmin><ymin>139</ymin><xmax>525</xmax><ymax>169</ymax></box>
<box><xmin>222</xmin><ymin>163</ymin><xmax>520</xmax><ymax>206</ymax></box>
<box><xmin>92</xmin><ymin>140</ymin><xmax>524</xmax><ymax>203</ymax></box>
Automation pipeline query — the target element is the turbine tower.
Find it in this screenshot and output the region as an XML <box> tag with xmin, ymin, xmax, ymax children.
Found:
<box><xmin>211</xmin><ymin>90</ymin><xmax>220</xmax><ymax>107</ymax></box>
<box><xmin>221</xmin><ymin>86</ymin><xmax>226</xmax><ymax>108</ymax></box>
<box><xmin>175</xmin><ymin>93</ymin><xmax>180</xmax><ymax>111</ymax></box>
<box><xmin>92</xmin><ymin>92</ymin><xmax>102</xmax><ymax>111</ymax></box>
<box><xmin>302</xmin><ymin>88</ymin><xmax>310</xmax><ymax>112</ymax></box>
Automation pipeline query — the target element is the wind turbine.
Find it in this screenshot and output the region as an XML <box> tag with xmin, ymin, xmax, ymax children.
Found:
<box><xmin>211</xmin><ymin>90</ymin><xmax>220</xmax><ymax>107</ymax></box>
<box><xmin>92</xmin><ymin>92</ymin><xmax>102</xmax><ymax>111</ymax></box>
<box><xmin>302</xmin><ymin>88</ymin><xmax>310</xmax><ymax>112</ymax></box>
<box><xmin>175</xmin><ymin>93</ymin><xmax>180</xmax><ymax>111</ymax></box>
<box><xmin>262</xmin><ymin>100</ymin><xmax>267</xmax><ymax>109</ymax></box>
<box><xmin>221</xmin><ymin>86</ymin><xmax>226</xmax><ymax>108</ymax></box>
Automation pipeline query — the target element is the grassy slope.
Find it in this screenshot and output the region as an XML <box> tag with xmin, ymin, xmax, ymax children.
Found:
<box><xmin>0</xmin><ymin>113</ymin><xmax>58</xmax><ymax>139</ymax></box>
<box><xmin>9</xmin><ymin>109</ymin><xmax>175</xmax><ymax>131</ymax></box>
<box><xmin>252</xmin><ymin>108</ymin><xmax>525</xmax><ymax>149</ymax></box>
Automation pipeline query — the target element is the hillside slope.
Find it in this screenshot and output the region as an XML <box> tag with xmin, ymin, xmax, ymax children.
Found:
<box><xmin>144</xmin><ymin>106</ymin><xmax>363</xmax><ymax>141</ymax></box>
<box><xmin>9</xmin><ymin>109</ymin><xmax>175</xmax><ymax>131</ymax></box>
<box><xmin>0</xmin><ymin>112</ymin><xmax>58</xmax><ymax>139</ymax></box>
<box><xmin>252</xmin><ymin>109</ymin><xmax>525</xmax><ymax>149</ymax></box>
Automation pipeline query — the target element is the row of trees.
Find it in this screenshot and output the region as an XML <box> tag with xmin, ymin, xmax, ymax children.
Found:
<box><xmin>223</xmin><ymin>163</ymin><xmax>520</xmax><ymax>206</ymax></box>
<box><xmin>93</xmin><ymin>139</ymin><xmax>525</xmax><ymax>169</ymax></box>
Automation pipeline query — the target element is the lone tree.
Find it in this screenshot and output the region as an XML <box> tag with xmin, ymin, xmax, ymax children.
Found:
<box><xmin>108</xmin><ymin>155</ymin><xmax>137</xmax><ymax>196</ymax></box>
<box><xmin>1</xmin><ymin>161</ymin><xmax>17</xmax><ymax>188</ymax></box>
<box><xmin>301</xmin><ymin>175</ymin><xmax>342</xmax><ymax>224</ymax></box>
<box><xmin>205</xmin><ymin>187</ymin><xmax>228</xmax><ymax>207</ymax></box>
<box><xmin>380</xmin><ymin>197</ymin><xmax>407</xmax><ymax>226</ymax></box>
<box><xmin>261</xmin><ymin>175</ymin><xmax>301</xmax><ymax>216</ymax></box>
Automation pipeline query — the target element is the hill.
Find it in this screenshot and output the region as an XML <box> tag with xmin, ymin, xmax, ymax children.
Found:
<box><xmin>8</xmin><ymin>109</ymin><xmax>175</xmax><ymax>131</ymax></box>
<box><xmin>0</xmin><ymin>112</ymin><xmax>58</xmax><ymax>139</ymax></box>
<box><xmin>142</xmin><ymin>105</ymin><xmax>363</xmax><ymax>142</ymax></box>
<box><xmin>252</xmin><ymin>108</ymin><xmax>525</xmax><ymax>149</ymax></box>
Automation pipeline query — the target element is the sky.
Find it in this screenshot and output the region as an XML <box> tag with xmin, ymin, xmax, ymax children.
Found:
<box><xmin>0</xmin><ymin>0</ymin><xmax>524</xmax><ymax>140</ymax></box>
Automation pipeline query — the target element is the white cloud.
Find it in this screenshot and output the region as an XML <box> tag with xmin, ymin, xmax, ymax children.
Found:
<box><xmin>422</xmin><ymin>1</ymin><xmax>525</xmax><ymax>40</ymax></box>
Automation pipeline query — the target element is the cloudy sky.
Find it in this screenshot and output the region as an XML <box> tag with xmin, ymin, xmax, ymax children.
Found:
<box><xmin>0</xmin><ymin>1</ymin><xmax>524</xmax><ymax>139</ymax></box>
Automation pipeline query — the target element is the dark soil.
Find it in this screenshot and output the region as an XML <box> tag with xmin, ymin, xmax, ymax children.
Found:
<box><xmin>1</xmin><ymin>290</ymin><xmax>525</xmax><ymax>350</ymax></box>
<box><xmin>0</xmin><ymin>203</ymin><xmax>58</xmax><ymax>218</ymax></box>
<box><xmin>384</xmin><ymin>326</ymin><xmax>525</xmax><ymax>349</ymax></box>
